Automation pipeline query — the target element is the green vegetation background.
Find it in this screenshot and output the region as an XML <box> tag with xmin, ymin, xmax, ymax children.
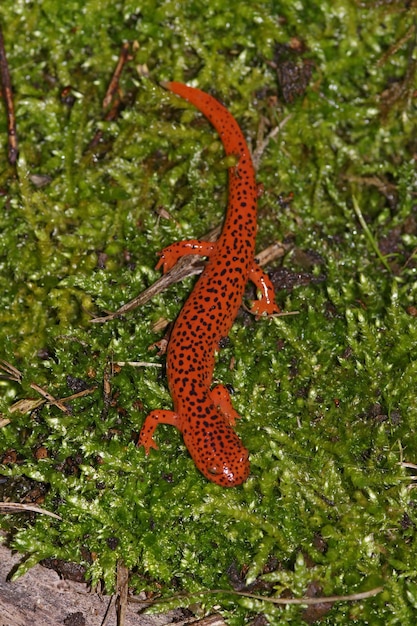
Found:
<box><xmin>0</xmin><ymin>1</ymin><xmax>416</xmax><ymax>624</ymax></box>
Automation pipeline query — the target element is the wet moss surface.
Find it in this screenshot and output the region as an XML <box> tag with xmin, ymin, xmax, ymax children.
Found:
<box><xmin>0</xmin><ymin>1</ymin><xmax>417</xmax><ymax>624</ymax></box>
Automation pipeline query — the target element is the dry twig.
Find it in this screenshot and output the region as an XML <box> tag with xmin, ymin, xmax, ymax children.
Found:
<box><xmin>130</xmin><ymin>585</ymin><xmax>383</xmax><ymax>610</ymax></box>
<box><xmin>87</xmin><ymin>41</ymin><xmax>133</xmax><ymax>152</ymax></box>
<box><xmin>0</xmin><ymin>361</ymin><xmax>97</xmax><ymax>415</ymax></box>
<box><xmin>90</xmin><ymin>227</ymin><xmax>290</xmax><ymax>323</ymax></box>
<box><xmin>0</xmin><ymin>502</ymin><xmax>61</xmax><ymax>520</ymax></box>
<box><xmin>0</xmin><ymin>23</ymin><xmax>18</xmax><ymax>164</ymax></box>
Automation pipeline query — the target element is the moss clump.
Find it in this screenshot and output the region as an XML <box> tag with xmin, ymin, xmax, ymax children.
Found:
<box><xmin>1</xmin><ymin>1</ymin><xmax>416</xmax><ymax>624</ymax></box>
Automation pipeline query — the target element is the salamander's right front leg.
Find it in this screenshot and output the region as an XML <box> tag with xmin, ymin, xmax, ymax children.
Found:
<box><xmin>156</xmin><ymin>239</ymin><xmax>215</xmax><ymax>273</ymax></box>
<box><xmin>137</xmin><ymin>409</ymin><xmax>180</xmax><ymax>453</ymax></box>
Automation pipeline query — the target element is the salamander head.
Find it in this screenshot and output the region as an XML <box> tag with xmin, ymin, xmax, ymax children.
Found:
<box><xmin>183</xmin><ymin>426</ymin><xmax>250</xmax><ymax>487</ymax></box>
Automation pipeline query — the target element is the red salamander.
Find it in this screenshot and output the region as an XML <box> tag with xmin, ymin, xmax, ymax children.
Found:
<box><xmin>138</xmin><ymin>82</ymin><xmax>280</xmax><ymax>486</ymax></box>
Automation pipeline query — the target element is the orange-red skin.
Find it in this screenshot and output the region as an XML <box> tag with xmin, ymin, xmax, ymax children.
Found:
<box><xmin>138</xmin><ymin>82</ymin><xmax>279</xmax><ymax>486</ymax></box>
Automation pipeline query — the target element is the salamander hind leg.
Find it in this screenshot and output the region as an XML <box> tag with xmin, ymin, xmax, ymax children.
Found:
<box><xmin>137</xmin><ymin>409</ymin><xmax>180</xmax><ymax>454</ymax></box>
<box><xmin>210</xmin><ymin>384</ymin><xmax>241</xmax><ymax>426</ymax></box>
<box><xmin>249</xmin><ymin>262</ymin><xmax>281</xmax><ymax>316</ymax></box>
<box><xmin>156</xmin><ymin>239</ymin><xmax>215</xmax><ymax>273</ymax></box>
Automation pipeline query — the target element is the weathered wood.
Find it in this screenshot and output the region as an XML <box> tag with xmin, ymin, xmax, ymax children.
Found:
<box><xmin>0</xmin><ymin>544</ymin><xmax>226</xmax><ymax>626</ymax></box>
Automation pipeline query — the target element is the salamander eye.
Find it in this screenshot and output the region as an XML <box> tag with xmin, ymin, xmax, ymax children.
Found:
<box><xmin>207</xmin><ymin>464</ymin><xmax>221</xmax><ymax>475</ymax></box>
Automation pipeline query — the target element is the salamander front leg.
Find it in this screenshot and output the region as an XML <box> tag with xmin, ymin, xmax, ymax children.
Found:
<box><xmin>249</xmin><ymin>262</ymin><xmax>280</xmax><ymax>316</ymax></box>
<box><xmin>210</xmin><ymin>384</ymin><xmax>241</xmax><ymax>426</ymax></box>
<box><xmin>156</xmin><ymin>239</ymin><xmax>215</xmax><ymax>273</ymax></box>
<box><xmin>137</xmin><ymin>409</ymin><xmax>180</xmax><ymax>453</ymax></box>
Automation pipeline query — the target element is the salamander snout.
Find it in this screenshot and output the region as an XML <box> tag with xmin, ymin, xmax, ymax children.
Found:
<box><xmin>184</xmin><ymin>428</ymin><xmax>250</xmax><ymax>487</ymax></box>
<box><xmin>205</xmin><ymin>447</ymin><xmax>250</xmax><ymax>487</ymax></box>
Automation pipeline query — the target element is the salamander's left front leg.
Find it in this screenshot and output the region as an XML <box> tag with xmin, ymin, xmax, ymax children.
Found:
<box><xmin>249</xmin><ymin>262</ymin><xmax>280</xmax><ymax>316</ymax></box>
<box><xmin>137</xmin><ymin>409</ymin><xmax>180</xmax><ymax>453</ymax></box>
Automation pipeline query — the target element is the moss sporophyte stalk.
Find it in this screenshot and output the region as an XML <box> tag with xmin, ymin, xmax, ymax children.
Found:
<box><xmin>0</xmin><ymin>1</ymin><xmax>416</xmax><ymax>624</ymax></box>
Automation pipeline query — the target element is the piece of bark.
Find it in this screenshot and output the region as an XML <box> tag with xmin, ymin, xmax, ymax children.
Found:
<box><xmin>0</xmin><ymin>543</ymin><xmax>209</xmax><ymax>626</ymax></box>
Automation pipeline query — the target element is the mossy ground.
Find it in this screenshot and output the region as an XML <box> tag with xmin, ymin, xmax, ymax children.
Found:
<box><xmin>0</xmin><ymin>1</ymin><xmax>416</xmax><ymax>624</ymax></box>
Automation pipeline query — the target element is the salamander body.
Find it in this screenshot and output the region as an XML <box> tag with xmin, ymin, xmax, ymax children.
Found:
<box><xmin>138</xmin><ymin>82</ymin><xmax>279</xmax><ymax>486</ymax></box>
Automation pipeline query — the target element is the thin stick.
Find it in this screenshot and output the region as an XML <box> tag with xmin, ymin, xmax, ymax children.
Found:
<box><xmin>0</xmin><ymin>502</ymin><xmax>61</xmax><ymax>520</ymax></box>
<box><xmin>0</xmin><ymin>23</ymin><xmax>18</xmax><ymax>164</ymax></box>
<box><xmin>87</xmin><ymin>42</ymin><xmax>132</xmax><ymax>153</ymax></box>
<box><xmin>252</xmin><ymin>114</ymin><xmax>292</xmax><ymax>171</ymax></box>
<box><xmin>100</xmin><ymin>594</ymin><xmax>116</xmax><ymax>626</ymax></box>
<box><xmin>130</xmin><ymin>585</ymin><xmax>383</xmax><ymax>609</ymax></box>
<box><xmin>0</xmin><ymin>359</ymin><xmax>22</xmax><ymax>383</ymax></box>
<box><xmin>30</xmin><ymin>383</ymin><xmax>72</xmax><ymax>414</ymax></box>
<box><xmin>103</xmin><ymin>42</ymin><xmax>131</xmax><ymax>110</ymax></box>
<box><xmin>116</xmin><ymin>561</ymin><xmax>129</xmax><ymax>626</ymax></box>
<box><xmin>115</xmin><ymin>361</ymin><xmax>162</xmax><ymax>368</ymax></box>
<box><xmin>90</xmin><ymin>230</ymin><xmax>290</xmax><ymax>324</ymax></box>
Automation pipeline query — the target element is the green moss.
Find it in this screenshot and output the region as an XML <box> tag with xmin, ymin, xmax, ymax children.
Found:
<box><xmin>0</xmin><ymin>1</ymin><xmax>417</xmax><ymax>624</ymax></box>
